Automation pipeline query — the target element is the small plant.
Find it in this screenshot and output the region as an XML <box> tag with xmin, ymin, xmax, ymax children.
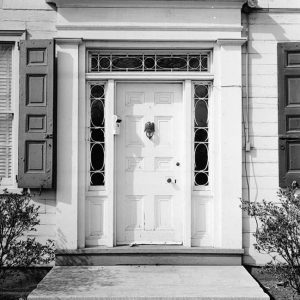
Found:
<box><xmin>241</xmin><ymin>182</ymin><xmax>300</xmax><ymax>295</ymax></box>
<box><xmin>0</xmin><ymin>190</ymin><xmax>55</xmax><ymax>272</ymax></box>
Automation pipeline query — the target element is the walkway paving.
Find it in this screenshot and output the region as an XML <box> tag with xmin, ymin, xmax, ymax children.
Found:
<box><xmin>28</xmin><ymin>266</ymin><xmax>269</xmax><ymax>300</ymax></box>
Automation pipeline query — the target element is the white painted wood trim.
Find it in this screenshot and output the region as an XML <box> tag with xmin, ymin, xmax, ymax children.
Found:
<box><xmin>0</xmin><ymin>30</ymin><xmax>26</xmax><ymax>42</ymax></box>
<box><xmin>85</xmin><ymin>71</ymin><xmax>215</xmax><ymax>247</ymax></box>
<box><xmin>217</xmin><ymin>38</ymin><xmax>247</xmax><ymax>46</ymax></box>
<box><xmin>11</xmin><ymin>43</ymin><xmax>19</xmax><ymax>190</ymax></box>
<box><xmin>106</xmin><ymin>79</ymin><xmax>115</xmax><ymax>247</ymax></box>
<box><xmin>86</xmin><ymin>74</ymin><xmax>214</xmax><ymax>81</ymax></box>
<box><xmin>57</xmin><ymin>24</ymin><xmax>243</xmax><ymax>32</ymax></box>
<box><xmin>213</xmin><ymin>42</ymin><xmax>243</xmax><ymax>249</ymax></box>
<box><xmin>183</xmin><ymin>80</ymin><xmax>192</xmax><ymax>247</ymax></box>
<box><xmin>55</xmin><ymin>38</ymin><xmax>83</xmax><ymax>45</ymax></box>
<box><xmin>78</xmin><ymin>43</ymin><xmax>86</xmax><ymax>249</ymax></box>
<box><xmin>84</xmin><ymin>41</ymin><xmax>215</xmax><ymax>49</ymax></box>
<box><xmin>56</xmin><ymin>41</ymin><xmax>81</xmax><ymax>249</ymax></box>
<box><xmin>50</xmin><ymin>0</ymin><xmax>245</xmax><ymax>9</ymax></box>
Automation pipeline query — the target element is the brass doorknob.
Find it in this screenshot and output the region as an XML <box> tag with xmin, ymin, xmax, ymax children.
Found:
<box><xmin>167</xmin><ymin>178</ymin><xmax>172</xmax><ymax>183</ymax></box>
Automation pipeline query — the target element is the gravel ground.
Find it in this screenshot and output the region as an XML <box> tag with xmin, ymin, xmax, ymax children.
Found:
<box><xmin>248</xmin><ymin>267</ymin><xmax>300</xmax><ymax>300</ymax></box>
<box><xmin>0</xmin><ymin>268</ymin><xmax>51</xmax><ymax>300</ymax></box>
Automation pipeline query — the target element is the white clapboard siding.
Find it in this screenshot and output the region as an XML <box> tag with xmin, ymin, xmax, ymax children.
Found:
<box><xmin>248</xmin><ymin>53</ymin><xmax>277</xmax><ymax>65</ymax></box>
<box><xmin>0</xmin><ymin>9</ymin><xmax>57</xmax><ymax>23</ymax></box>
<box><xmin>0</xmin><ymin>44</ymin><xmax>12</xmax><ymax>181</ymax></box>
<box><xmin>243</xmin><ymin>74</ymin><xmax>277</xmax><ymax>87</ymax></box>
<box><xmin>243</xmin><ymin>97</ymin><xmax>278</xmax><ymax>109</ymax></box>
<box><xmin>251</xmin><ymin>136</ymin><xmax>278</xmax><ymax>149</ymax></box>
<box><xmin>249</xmin><ymin>108</ymin><xmax>278</xmax><ymax>123</ymax></box>
<box><xmin>246</xmin><ymin>86</ymin><xmax>278</xmax><ymax>98</ymax></box>
<box><xmin>246</xmin><ymin>64</ymin><xmax>277</xmax><ymax>75</ymax></box>
<box><xmin>247</xmin><ymin>41</ymin><xmax>278</xmax><ymax>54</ymax></box>
<box><xmin>242</xmin><ymin>162</ymin><xmax>279</xmax><ymax>177</ymax></box>
<box><xmin>250</xmin><ymin>13</ymin><xmax>300</xmax><ymax>25</ymax></box>
<box><xmin>0</xmin><ymin>7</ymin><xmax>57</xmax><ymax>39</ymax></box>
<box><xmin>249</xmin><ymin>24</ymin><xmax>300</xmax><ymax>41</ymax></box>
<box><xmin>242</xmin><ymin>176</ymin><xmax>278</xmax><ymax>190</ymax></box>
<box><xmin>243</xmin><ymin>149</ymin><xmax>278</xmax><ymax>163</ymax></box>
<box><xmin>247</xmin><ymin>123</ymin><xmax>277</xmax><ymax>137</ymax></box>
<box><xmin>2</xmin><ymin>0</ymin><xmax>53</xmax><ymax>10</ymax></box>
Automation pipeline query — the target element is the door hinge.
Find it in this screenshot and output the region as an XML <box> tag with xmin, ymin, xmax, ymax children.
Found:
<box><xmin>17</xmin><ymin>42</ymin><xmax>20</xmax><ymax>51</ymax></box>
<box><xmin>15</xmin><ymin>175</ymin><xmax>18</xmax><ymax>183</ymax></box>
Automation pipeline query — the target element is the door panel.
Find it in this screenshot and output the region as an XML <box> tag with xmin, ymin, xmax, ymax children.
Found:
<box><xmin>116</xmin><ymin>83</ymin><xmax>183</xmax><ymax>244</ymax></box>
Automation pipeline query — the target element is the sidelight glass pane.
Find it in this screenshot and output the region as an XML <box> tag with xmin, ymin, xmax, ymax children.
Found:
<box><xmin>194</xmin><ymin>83</ymin><xmax>210</xmax><ymax>187</ymax></box>
<box><xmin>89</xmin><ymin>82</ymin><xmax>105</xmax><ymax>186</ymax></box>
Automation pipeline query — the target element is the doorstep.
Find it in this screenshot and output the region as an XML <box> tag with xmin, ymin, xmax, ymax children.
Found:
<box><xmin>28</xmin><ymin>265</ymin><xmax>269</xmax><ymax>300</ymax></box>
<box><xmin>56</xmin><ymin>246</ymin><xmax>244</xmax><ymax>266</ymax></box>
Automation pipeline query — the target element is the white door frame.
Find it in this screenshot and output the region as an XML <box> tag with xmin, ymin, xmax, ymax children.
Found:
<box><xmin>81</xmin><ymin>45</ymin><xmax>216</xmax><ymax>248</ymax></box>
<box><xmin>84</xmin><ymin>76</ymin><xmax>213</xmax><ymax>248</ymax></box>
<box><xmin>57</xmin><ymin>39</ymin><xmax>245</xmax><ymax>251</ymax></box>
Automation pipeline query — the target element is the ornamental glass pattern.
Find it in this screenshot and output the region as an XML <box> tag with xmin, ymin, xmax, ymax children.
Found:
<box><xmin>89</xmin><ymin>83</ymin><xmax>105</xmax><ymax>186</ymax></box>
<box><xmin>88</xmin><ymin>52</ymin><xmax>209</xmax><ymax>72</ymax></box>
<box><xmin>194</xmin><ymin>83</ymin><xmax>210</xmax><ymax>187</ymax></box>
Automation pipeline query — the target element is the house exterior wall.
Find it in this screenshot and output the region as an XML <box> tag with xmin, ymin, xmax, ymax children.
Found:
<box><xmin>1</xmin><ymin>0</ymin><xmax>299</xmax><ymax>265</ymax></box>
<box><xmin>242</xmin><ymin>0</ymin><xmax>300</xmax><ymax>265</ymax></box>
<box><xmin>0</xmin><ymin>0</ymin><xmax>57</xmax><ymax>243</ymax></box>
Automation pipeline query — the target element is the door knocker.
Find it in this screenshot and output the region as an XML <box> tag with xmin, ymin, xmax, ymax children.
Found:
<box><xmin>144</xmin><ymin>122</ymin><xmax>155</xmax><ymax>139</ymax></box>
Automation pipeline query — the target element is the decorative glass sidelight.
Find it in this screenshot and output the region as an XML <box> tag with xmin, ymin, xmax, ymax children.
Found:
<box><xmin>88</xmin><ymin>51</ymin><xmax>209</xmax><ymax>72</ymax></box>
<box><xmin>89</xmin><ymin>82</ymin><xmax>105</xmax><ymax>186</ymax></box>
<box><xmin>194</xmin><ymin>83</ymin><xmax>210</xmax><ymax>187</ymax></box>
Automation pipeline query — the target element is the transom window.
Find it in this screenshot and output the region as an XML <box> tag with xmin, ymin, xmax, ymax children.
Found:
<box><xmin>88</xmin><ymin>50</ymin><xmax>210</xmax><ymax>72</ymax></box>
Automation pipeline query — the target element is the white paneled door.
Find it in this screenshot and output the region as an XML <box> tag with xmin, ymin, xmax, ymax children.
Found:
<box><xmin>116</xmin><ymin>83</ymin><xmax>184</xmax><ymax>245</ymax></box>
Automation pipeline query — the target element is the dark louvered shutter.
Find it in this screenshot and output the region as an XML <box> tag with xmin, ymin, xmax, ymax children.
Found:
<box><xmin>278</xmin><ymin>43</ymin><xmax>300</xmax><ymax>187</ymax></box>
<box><xmin>18</xmin><ymin>40</ymin><xmax>55</xmax><ymax>188</ymax></box>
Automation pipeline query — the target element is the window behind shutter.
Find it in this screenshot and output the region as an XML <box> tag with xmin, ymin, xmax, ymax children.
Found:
<box><xmin>0</xmin><ymin>44</ymin><xmax>13</xmax><ymax>185</ymax></box>
<box><xmin>18</xmin><ymin>40</ymin><xmax>55</xmax><ymax>188</ymax></box>
<box><xmin>278</xmin><ymin>43</ymin><xmax>300</xmax><ymax>187</ymax></box>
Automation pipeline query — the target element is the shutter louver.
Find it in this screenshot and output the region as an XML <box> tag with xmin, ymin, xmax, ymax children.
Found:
<box><xmin>278</xmin><ymin>43</ymin><xmax>300</xmax><ymax>187</ymax></box>
<box><xmin>0</xmin><ymin>44</ymin><xmax>13</xmax><ymax>184</ymax></box>
<box><xmin>18</xmin><ymin>40</ymin><xmax>55</xmax><ymax>188</ymax></box>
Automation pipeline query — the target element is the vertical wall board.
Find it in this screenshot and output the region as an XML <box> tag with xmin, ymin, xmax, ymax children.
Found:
<box><xmin>18</xmin><ymin>39</ymin><xmax>55</xmax><ymax>188</ymax></box>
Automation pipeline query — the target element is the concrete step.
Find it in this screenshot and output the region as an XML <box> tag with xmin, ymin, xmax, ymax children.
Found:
<box><xmin>28</xmin><ymin>266</ymin><xmax>269</xmax><ymax>300</ymax></box>
<box><xmin>55</xmin><ymin>246</ymin><xmax>244</xmax><ymax>266</ymax></box>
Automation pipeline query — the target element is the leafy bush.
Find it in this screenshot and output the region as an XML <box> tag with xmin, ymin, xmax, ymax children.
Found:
<box><xmin>241</xmin><ymin>182</ymin><xmax>300</xmax><ymax>294</ymax></box>
<box><xmin>0</xmin><ymin>190</ymin><xmax>55</xmax><ymax>269</ymax></box>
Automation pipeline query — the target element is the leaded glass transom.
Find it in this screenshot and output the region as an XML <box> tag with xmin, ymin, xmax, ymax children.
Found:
<box><xmin>88</xmin><ymin>51</ymin><xmax>209</xmax><ymax>72</ymax></box>
<box><xmin>194</xmin><ymin>82</ymin><xmax>210</xmax><ymax>187</ymax></box>
<box><xmin>89</xmin><ymin>82</ymin><xmax>105</xmax><ymax>186</ymax></box>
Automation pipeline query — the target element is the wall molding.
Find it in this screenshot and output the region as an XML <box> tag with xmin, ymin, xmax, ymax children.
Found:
<box><xmin>47</xmin><ymin>0</ymin><xmax>246</xmax><ymax>9</ymax></box>
<box><xmin>217</xmin><ymin>38</ymin><xmax>247</xmax><ymax>46</ymax></box>
<box><xmin>56</xmin><ymin>24</ymin><xmax>243</xmax><ymax>32</ymax></box>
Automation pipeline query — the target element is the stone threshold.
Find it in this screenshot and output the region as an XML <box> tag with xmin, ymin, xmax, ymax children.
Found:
<box><xmin>55</xmin><ymin>246</ymin><xmax>244</xmax><ymax>266</ymax></box>
<box><xmin>56</xmin><ymin>246</ymin><xmax>244</xmax><ymax>254</ymax></box>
